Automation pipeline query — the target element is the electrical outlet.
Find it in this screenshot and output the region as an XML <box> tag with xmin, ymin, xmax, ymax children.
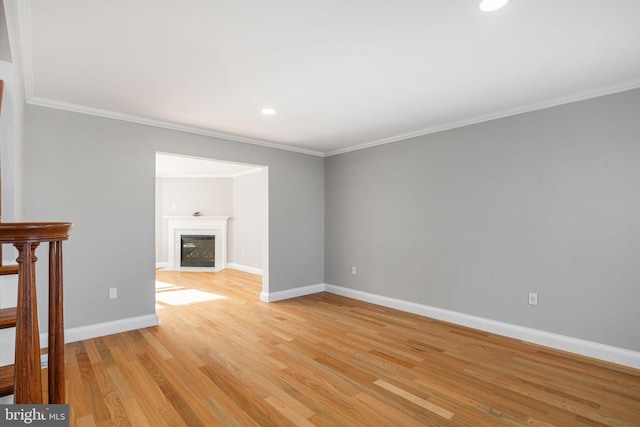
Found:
<box><xmin>109</xmin><ymin>288</ymin><xmax>118</xmax><ymax>299</ymax></box>
<box><xmin>351</xmin><ymin>266</ymin><xmax>357</xmax><ymax>275</ymax></box>
<box><xmin>528</xmin><ymin>292</ymin><xmax>538</xmax><ymax>306</ymax></box>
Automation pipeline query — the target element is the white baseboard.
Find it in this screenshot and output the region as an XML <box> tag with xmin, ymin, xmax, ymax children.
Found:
<box><xmin>228</xmin><ymin>263</ymin><xmax>263</xmax><ymax>276</ymax></box>
<box><xmin>161</xmin><ymin>266</ymin><xmax>220</xmax><ymax>272</ymax></box>
<box><xmin>65</xmin><ymin>314</ymin><xmax>159</xmax><ymax>343</ymax></box>
<box><xmin>261</xmin><ymin>282</ymin><xmax>640</xmax><ymax>369</ymax></box>
<box><xmin>324</xmin><ymin>284</ymin><xmax>640</xmax><ymax>370</ymax></box>
<box><xmin>159</xmin><ymin>261</ymin><xmax>262</xmax><ymax>275</ymax></box>
<box><xmin>0</xmin><ymin>314</ymin><xmax>159</xmax><ymax>402</ymax></box>
<box><xmin>260</xmin><ymin>283</ymin><xmax>324</xmax><ymax>302</ymax></box>
<box><xmin>39</xmin><ymin>314</ymin><xmax>159</xmax><ymax>346</ymax></box>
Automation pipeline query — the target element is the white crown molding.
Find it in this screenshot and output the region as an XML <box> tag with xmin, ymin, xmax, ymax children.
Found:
<box><xmin>14</xmin><ymin>0</ymin><xmax>323</xmax><ymax>158</ymax></box>
<box><xmin>25</xmin><ymin>79</ymin><xmax>640</xmax><ymax>160</ymax></box>
<box><xmin>325</xmin><ymin>78</ymin><xmax>640</xmax><ymax>157</ymax></box>
<box><xmin>27</xmin><ymin>96</ymin><xmax>326</xmax><ymax>157</ymax></box>
<box><xmin>29</xmin><ymin>79</ymin><xmax>640</xmax><ymax>160</ymax></box>
<box><xmin>14</xmin><ymin>0</ymin><xmax>324</xmax><ymax>157</ymax></box>
<box><xmin>15</xmin><ymin>0</ymin><xmax>640</xmax><ymax>159</ymax></box>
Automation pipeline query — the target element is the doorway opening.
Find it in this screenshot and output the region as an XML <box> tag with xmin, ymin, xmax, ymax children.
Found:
<box><xmin>154</xmin><ymin>152</ymin><xmax>269</xmax><ymax>303</ymax></box>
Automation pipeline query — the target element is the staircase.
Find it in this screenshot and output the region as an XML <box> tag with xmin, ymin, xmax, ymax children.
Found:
<box><xmin>0</xmin><ymin>80</ymin><xmax>72</xmax><ymax>404</ymax></box>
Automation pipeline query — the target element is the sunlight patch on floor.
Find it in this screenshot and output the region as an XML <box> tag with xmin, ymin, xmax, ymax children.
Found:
<box><xmin>155</xmin><ymin>280</ymin><xmax>226</xmax><ymax>305</ymax></box>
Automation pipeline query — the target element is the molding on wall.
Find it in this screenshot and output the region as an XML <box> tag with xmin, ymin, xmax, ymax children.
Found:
<box><xmin>27</xmin><ymin>81</ymin><xmax>640</xmax><ymax>160</ymax></box>
<box><xmin>39</xmin><ymin>314</ymin><xmax>159</xmax><ymax>346</ymax></box>
<box><xmin>261</xmin><ymin>283</ymin><xmax>640</xmax><ymax>369</ymax></box>
<box><xmin>323</xmin><ymin>284</ymin><xmax>640</xmax><ymax>369</ymax></box>
<box><xmin>260</xmin><ymin>283</ymin><xmax>324</xmax><ymax>303</ymax></box>
<box><xmin>156</xmin><ymin>262</ymin><xmax>169</xmax><ymax>269</ymax></box>
<box><xmin>27</xmin><ymin>96</ymin><xmax>325</xmax><ymax>157</ymax></box>
<box><xmin>228</xmin><ymin>263</ymin><xmax>263</xmax><ymax>276</ymax></box>
<box><xmin>325</xmin><ymin>78</ymin><xmax>640</xmax><ymax>157</ymax></box>
<box><xmin>11</xmin><ymin>0</ymin><xmax>640</xmax><ymax>159</ymax></box>
<box><xmin>0</xmin><ymin>315</ymin><xmax>159</xmax><ymax>367</ymax></box>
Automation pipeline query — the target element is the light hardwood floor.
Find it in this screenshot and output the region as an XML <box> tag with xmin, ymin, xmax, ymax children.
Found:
<box><xmin>62</xmin><ymin>269</ymin><xmax>640</xmax><ymax>426</ymax></box>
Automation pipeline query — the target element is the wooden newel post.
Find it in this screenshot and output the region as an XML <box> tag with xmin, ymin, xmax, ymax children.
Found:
<box><xmin>0</xmin><ymin>222</ymin><xmax>72</xmax><ymax>404</ymax></box>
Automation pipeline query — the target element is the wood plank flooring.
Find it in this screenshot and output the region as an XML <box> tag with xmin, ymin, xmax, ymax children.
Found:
<box><xmin>61</xmin><ymin>269</ymin><xmax>640</xmax><ymax>426</ymax></box>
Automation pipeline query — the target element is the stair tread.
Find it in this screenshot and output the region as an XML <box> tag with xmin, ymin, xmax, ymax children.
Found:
<box><xmin>0</xmin><ymin>307</ymin><xmax>17</xmax><ymax>329</ymax></box>
<box><xmin>0</xmin><ymin>364</ymin><xmax>14</xmax><ymax>397</ymax></box>
<box><xmin>0</xmin><ymin>265</ymin><xmax>19</xmax><ymax>276</ymax></box>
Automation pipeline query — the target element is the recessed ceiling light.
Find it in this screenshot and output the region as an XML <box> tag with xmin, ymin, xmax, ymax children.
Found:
<box><xmin>479</xmin><ymin>0</ymin><xmax>510</xmax><ymax>12</ymax></box>
<box><xmin>261</xmin><ymin>107</ymin><xmax>277</xmax><ymax>115</ymax></box>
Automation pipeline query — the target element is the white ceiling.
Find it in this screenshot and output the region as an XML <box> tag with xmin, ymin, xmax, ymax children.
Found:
<box><xmin>156</xmin><ymin>153</ymin><xmax>262</xmax><ymax>178</ymax></box>
<box><xmin>16</xmin><ymin>0</ymin><xmax>640</xmax><ymax>156</ymax></box>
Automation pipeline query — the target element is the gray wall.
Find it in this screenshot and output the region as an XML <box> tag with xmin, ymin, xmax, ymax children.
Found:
<box><xmin>160</xmin><ymin>177</ymin><xmax>233</xmax><ymax>217</ymax></box>
<box><xmin>325</xmin><ymin>88</ymin><xmax>640</xmax><ymax>352</ymax></box>
<box><xmin>155</xmin><ymin>177</ymin><xmax>234</xmax><ymax>263</ymax></box>
<box><xmin>231</xmin><ymin>170</ymin><xmax>267</xmax><ymax>270</ymax></box>
<box><xmin>23</xmin><ymin>104</ymin><xmax>324</xmax><ymax>329</ymax></box>
<box><xmin>0</xmin><ymin>60</ymin><xmax>17</xmax><ymax>224</ymax></box>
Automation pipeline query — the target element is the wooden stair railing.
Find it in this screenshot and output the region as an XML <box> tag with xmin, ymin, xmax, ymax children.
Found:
<box><xmin>0</xmin><ymin>78</ymin><xmax>71</xmax><ymax>403</ymax></box>
<box><xmin>0</xmin><ymin>222</ymin><xmax>72</xmax><ymax>403</ymax></box>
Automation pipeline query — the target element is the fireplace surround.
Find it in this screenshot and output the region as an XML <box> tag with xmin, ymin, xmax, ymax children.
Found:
<box><xmin>165</xmin><ymin>216</ymin><xmax>229</xmax><ymax>271</ymax></box>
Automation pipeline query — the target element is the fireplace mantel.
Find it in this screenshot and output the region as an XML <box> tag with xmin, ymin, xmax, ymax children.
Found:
<box><xmin>164</xmin><ymin>216</ymin><xmax>229</xmax><ymax>271</ymax></box>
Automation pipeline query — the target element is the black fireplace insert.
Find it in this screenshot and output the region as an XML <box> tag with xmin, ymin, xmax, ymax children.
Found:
<box><xmin>181</xmin><ymin>235</ymin><xmax>215</xmax><ymax>267</ymax></box>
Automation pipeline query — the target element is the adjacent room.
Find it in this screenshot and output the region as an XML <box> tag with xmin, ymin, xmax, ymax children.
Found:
<box><xmin>154</xmin><ymin>153</ymin><xmax>267</xmax><ymax>279</ymax></box>
<box><xmin>0</xmin><ymin>0</ymin><xmax>639</xmax><ymax>425</ymax></box>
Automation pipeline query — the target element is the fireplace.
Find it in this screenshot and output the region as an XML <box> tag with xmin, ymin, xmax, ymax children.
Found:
<box><xmin>165</xmin><ymin>216</ymin><xmax>229</xmax><ymax>271</ymax></box>
<box><xmin>181</xmin><ymin>235</ymin><xmax>215</xmax><ymax>267</ymax></box>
